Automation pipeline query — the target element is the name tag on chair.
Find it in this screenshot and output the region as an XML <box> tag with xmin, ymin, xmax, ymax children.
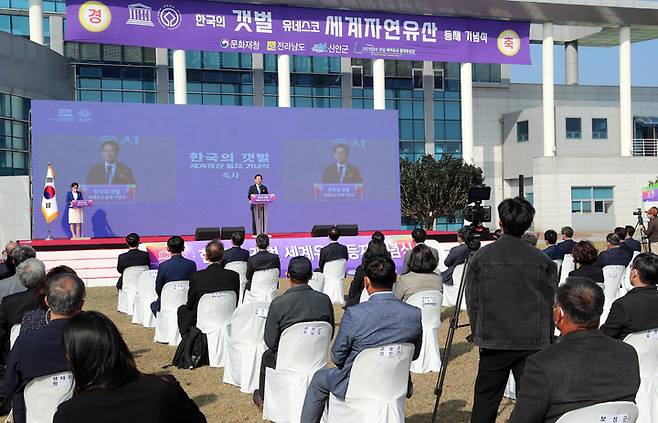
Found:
<box><xmin>422</xmin><ymin>296</ymin><xmax>437</xmax><ymax>305</ymax></box>
<box><xmin>255</xmin><ymin>308</ymin><xmax>268</xmax><ymax>318</ymax></box>
<box><xmin>378</xmin><ymin>345</ymin><xmax>402</xmax><ymax>358</ymax></box>
<box><xmin>174</xmin><ymin>284</ymin><xmax>186</xmax><ymax>291</ymax></box>
<box><xmin>50</xmin><ymin>374</ymin><xmax>73</xmax><ymax>388</ymax></box>
<box><xmin>210</xmin><ymin>292</ymin><xmax>227</xmax><ymax>298</ymax></box>
<box><xmin>303</xmin><ymin>325</ymin><xmax>324</xmax><ymax>336</ymax></box>
<box><xmin>645</xmin><ymin>329</ymin><xmax>658</xmax><ymax>339</ymax></box>
<box><xmin>598</xmin><ymin>415</ymin><xmax>629</xmax><ymax>423</ymax></box>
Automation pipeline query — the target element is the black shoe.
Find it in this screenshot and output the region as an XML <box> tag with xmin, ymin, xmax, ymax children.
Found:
<box><xmin>252</xmin><ymin>389</ymin><xmax>263</xmax><ymax>407</ymax></box>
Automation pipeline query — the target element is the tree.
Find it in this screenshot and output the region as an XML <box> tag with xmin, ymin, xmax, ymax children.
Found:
<box><xmin>649</xmin><ymin>177</ymin><xmax>658</xmax><ymax>186</ymax></box>
<box><xmin>400</xmin><ymin>154</ymin><xmax>484</xmax><ymax>229</ymax></box>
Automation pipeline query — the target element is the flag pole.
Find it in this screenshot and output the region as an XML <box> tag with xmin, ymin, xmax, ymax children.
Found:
<box><xmin>45</xmin><ymin>226</ymin><xmax>54</xmax><ymax>241</ymax></box>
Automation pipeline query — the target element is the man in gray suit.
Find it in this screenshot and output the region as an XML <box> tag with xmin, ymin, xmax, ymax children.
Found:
<box><xmin>0</xmin><ymin>245</ymin><xmax>36</xmax><ymax>302</ymax></box>
<box><xmin>300</xmin><ymin>257</ymin><xmax>422</xmax><ymax>423</ymax></box>
<box><xmin>401</xmin><ymin>228</ymin><xmax>439</xmax><ymax>275</ymax></box>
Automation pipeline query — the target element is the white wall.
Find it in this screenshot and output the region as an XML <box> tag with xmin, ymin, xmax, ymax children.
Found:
<box><xmin>0</xmin><ymin>176</ymin><xmax>31</xmax><ymax>242</ymax></box>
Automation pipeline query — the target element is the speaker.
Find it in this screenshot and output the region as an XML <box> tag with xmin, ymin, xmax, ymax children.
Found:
<box><xmin>337</xmin><ymin>224</ymin><xmax>359</xmax><ymax>236</ymax></box>
<box><xmin>311</xmin><ymin>225</ymin><xmax>334</xmax><ymax>237</ymax></box>
<box><xmin>221</xmin><ymin>226</ymin><xmax>245</xmax><ymax>240</ymax></box>
<box><xmin>195</xmin><ymin>227</ymin><xmax>220</xmax><ymax>241</ymax></box>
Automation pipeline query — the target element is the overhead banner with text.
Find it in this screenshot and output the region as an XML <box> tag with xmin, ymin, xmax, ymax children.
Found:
<box><xmin>66</xmin><ymin>0</ymin><xmax>530</xmax><ymax>64</ymax></box>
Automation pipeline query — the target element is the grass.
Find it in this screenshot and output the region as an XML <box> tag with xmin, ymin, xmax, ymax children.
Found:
<box><xmin>87</xmin><ymin>279</ymin><xmax>515</xmax><ymax>423</ymax></box>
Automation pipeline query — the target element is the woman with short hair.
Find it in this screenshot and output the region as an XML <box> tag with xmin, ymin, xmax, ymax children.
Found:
<box><xmin>568</xmin><ymin>240</ymin><xmax>604</xmax><ymax>283</ymax></box>
<box><xmin>394</xmin><ymin>244</ymin><xmax>442</xmax><ymax>302</ymax></box>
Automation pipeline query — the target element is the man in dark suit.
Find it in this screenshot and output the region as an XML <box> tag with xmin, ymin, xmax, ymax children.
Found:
<box><xmin>594</xmin><ymin>233</ymin><xmax>632</xmax><ymax>268</ymax></box>
<box><xmin>301</xmin><ymin>257</ymin><xmax>422</xmax><ymax>423</ymax></box>
<box><xmin>150</xmin><ymin>236</ymin><xmax>197</xmax><ymax>316</ymax></box>
<box><xmin>318</xmin><ymin>227</ymin><xmax>349</xmax><ymax>272</ymax></box>
<box><xmin>253</xmin><ymin>256</ymin><xmax>335</xmax><ymax>406</ymax></box>
<box><xmin>542</xmin><ymin>229</ymin><xmax>565</xmax><ymax>260</ymax></box>
<box><xmin>401</xmin><ymin>228</ymin><xmax>439</xmax><ymax>275</ymax></box>
<box><xmin>0</xmin><ymin>241</ymin><xmax>17</xmax><ymax>280</ymax></box>
<box><xmin>247</xmin><ymin>174</ymin><xmax>269</xmax><ymax>235</ymax></box>
<box><xmin>510</xmin><ymin>277</ymin><xmax>640</xmax><ymax>423</ymax></box>
<box><xmin>177</xmin><ymin>240</ymin><xmax>240</xmax><ymax>336</ymax></box>
<box><xmin>557</xmin><ymin>226</ymin><xmax>576</xmax><ymax>255</ymax></box>
<box><xmin>86</xmin><ymin>140</ymin><xmax>136</xmax><ymax>185</ymax></box>
<box><xmin>223</xmin><ymin>231</ymin><xmax>250</xmax><ymax>265</ymax></box>
<box><xmin>601</xmin><ymin>252</ymin><xmax>658</xmax><ymax>339</ymax></box>
<box><xmin>441</xmin><ymin>227</ymin><xmax>471</xmax><ymax>285</ymax></box>
<box><xmin>624</xmin><ymin>225</ymin><xmax>642</xmax><ymax>253</ymax></box>
<box><xmin>4</xmin><ymin>273</ymin><xmax>86</xmax><ymax>423</ymax></box>
<box><xmin>245</xmin><ymin>234</ymin><xmax>280</xmax><ymax>292</ymax></box>
<box><xmin>116</xmin><ymin>232</ymin><xmax>150</xmax><ymax>291</ymax></box>
<box><xmin>321</xmin><ymin>143</ymin><xmax>363</xmax><ymax>184</ymax></box>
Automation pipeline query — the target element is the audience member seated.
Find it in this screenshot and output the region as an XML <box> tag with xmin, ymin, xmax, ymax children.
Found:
<box><xmin>401</xmin><ymin>229</ymin><xmax>439</xmax><ymax>275</ymax></box>
<box><xmin>509</xmin><ymin>277</ymin><xmax>640</xmax><ymax>423</ymax></box>
<box><xmin>116</xmin><ymin>232</ymin><xmax>150</xmax><ymax>291</ymax></box>
<box><xmin>594</xmin><ymin>233</ymin><xmax>633</xmax><ymax>268</ymax></box>
<box><xmin>395</xmin><ymin>244</ymin><xmax>442</xmax><ymax>302</ymax></box>
<box><xmin>344</xmin><ymin>239</ymin><xmax>391</xmax><ymax>308</ymax></box>
<box><xmin>568</xmin><ymin>241</ymin><xmax>604</xmax><ymax>283</ymax></box>
<box><xmin>53</xmin><ymin>311</ymin><xmax>206</xmax><ymax>423</ymax></box>
<box><xmin>150</xmin><ymin>236</ymin><xmax>197</xmax><ymax>316</ymax></box>
<box><xmin>223</xmin><ymin>231</ymin><xmax>250</xmax><ymax>265</ymax></box>
<box><xmin>300</xmin><ymin>257</ymin><xmax>422</xmax><ymax>423</ymax></box>
<box><xmin>177</xmin><ymin>240</ymin><xmax>240</xmax><ymax>336</ymax></box>
<box><xmin>521</xmin><ymin>232</ymin><xmax>538</xmax><ymax>247</ymax></box>
<box><xmin>543</xmin><ymin>229</ymin><xmax>565</xmax><ymax>260</ymax></box>
<box><xmin>624</xmin><ymin>225</ymin><xmax>642</xmax><ymax>253</ymax></box>
<box><xmin>318</xmin><ymin>227</ymin><xmax>348</xmax><ymax>272</ymax></box>
<box><xmin>441</xmin><ymin>227</ymin><xmax>471</xmax><ymax>286</ymax></box>
<box><xmin>245</xmin><ymin>234</ymin><xmax>280</xmax><ymax>291</ymax></box>
<box><xmin>0</xmin><ymin>246</ymin><xmax>36</xmax><ymax>302</ymax></box>
<box><xmin>557</xmin><ymin>226</ymin><xmax>576</xmax><ymax>255</ymax></box>
<box><xmin>252</xmin><ymin>256</ymin><xmax>335</xmax><ymax>407</ymax></box>
<box><xmin>4</xmin><ymin>273</ymin><xmax>85</xmax><ymax>423</ymax></box>
<box><xmin>0</xmin><ymin>241</ymin><xmax>18</xmax><ymax>280</ymax></box>
<box><xmin>600</xmin><ymin>253</ymin><xmax>658</xmax><ymax>339</ymax></box>
<box><xmin>20</xmin><ymin>266</ymin><xmax>77</xmax><ymax>335</ymax></box>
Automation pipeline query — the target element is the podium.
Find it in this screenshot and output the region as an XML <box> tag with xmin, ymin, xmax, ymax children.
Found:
<box><xmin>71</xmin><ymin>200</ymin><xmax>93</xmax><ymax>239</ymax></box>
<box><xmin>250</xmin><ymin>194</ymin><xmax>276</xmax><ymax>235</ymax></box>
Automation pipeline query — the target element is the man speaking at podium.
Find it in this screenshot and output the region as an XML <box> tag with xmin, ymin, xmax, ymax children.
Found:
<box><xmin>321</xmin><ymin>143</ymin><xmax>363</xmax><ymax>184</ymax></box>
<box><xmin>248</xmin><ymin>174</ymin><xmax>268</xmax><ymax>235</ymax></box>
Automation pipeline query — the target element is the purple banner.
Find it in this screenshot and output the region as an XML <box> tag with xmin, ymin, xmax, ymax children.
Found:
<box><xmin>66</xmin><ymin>0</ymin><xmax>530</xmax><ymax>64</ymax></box>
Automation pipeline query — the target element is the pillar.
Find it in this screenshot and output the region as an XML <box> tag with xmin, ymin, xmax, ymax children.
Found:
<box><xmin>28</xmin><ymin>0</ymin><xmax>44</xmax><ymax>45</ymax></box>
<box><xmin>277</xmin><ymin>54</ymin><xmax>291</xmax><ymax>107</ymax></box>
<box><xmin>542</xmin><ymin>22</ymin><xmax>555</xmax><ymax>157</ymax></box>
<box><xmin>172</xmin><ymin>49</ymin><xmax>187</xmax><ymax>105</ymax></box>
<box><xmin>619</xmin><ymin>26</ymin><xmax>632</xmax><ymax>157</ymax></box>
<box><xmin>565</xmin><ymin>41</ymin><xmax>579</xmax><ymax>86</ymax></box>
<box><xmin>460</xmin><ymin>63</ymin><xmax>474</xmax><ymax>163</ymax></box>
<box><xmin>373</xmin><ymin>58</ymin><xmax>385</xmax><ymax>110</ymax></box>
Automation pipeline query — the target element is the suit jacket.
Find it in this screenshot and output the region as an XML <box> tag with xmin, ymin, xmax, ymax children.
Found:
<box><xmin>0</xmin><ymin>275</ymin><xmax>27</xmax><ymax>303</ymax></box>
<box><xmin>318</xmin><ymin>242</ymin><xmax>349</xmax><ymax>272</ymax></box>
<box><xmin>178</xmin><ymin>263</ymin><xmax>240</xmax><ymax>334</ymax></box>
<box><xmin>0</xmin><ymin>288</ymin><xmax>39</xmax><ymax>359</ymax></box>
<box><xmin>264</xmin><ymin>284</ymin><xmax>335</xmax><ymax>353</ymax></box>
<box><xmin>151</xmin><ymin>255</ymin><xmax>197</xmax><ymax>313</ymax></box>
<box><xmin>394</xmin><ymin>272</ymin><xmax>443</xmax><ymax>302</ymax></box>
<box><xmin>223</xmin><ymin>246</ymin><xmax>250</xmax><ymax>265</ymax></box>
<box><xmin>0</xmin><ymin>260</ymin><xmax>14</xmax><ymax>280</ymax></box>
<box><xmin>542</xmin><ymin>244</ymin><xmax>565</xmax><ymax>261</ymax></box>
<box><xmin>321</xmin><ymin>163</ymin><xmax>363</xmax><ymax>184</ymax></box>
<box><xmin>65</xmin><ymin>191</ymin><xmax>83</xmax><ymax>209</ymax></box>
<box><xmin>594</xmin><ymin>247</ymin><xmax>632</xmax><ymax>268</ymax></box>
<box><xmin>328</xmin><ymin>292</ymin><xmax>422</xmax><ymax>400</ymax></box>
<box><xmin>441</xmin><ymin>243</ymin><xmax>470</xmax><ymax>285</ymax></box>
<box><xmin>622</xmin><ymin>238</ymin><xmax>641</xmax><ymax>253</ymax></box>
<box><xmin>645</xmin><ymin>218</ymin><xmax>658</xmax><ymax>243</ymax></box>
<box><xmin>116</xmin><ymin>248</ymin><xmax>151</xmax><ymax>290</ymax></box>
<box><xmin>345</xmin><ymin>265</ymin><xmax>365</xmax><ymax>308</ymax></box>
<box><xmin>247</xmin><ymin>184</ymin><xmax>268</xmax><ymax>200</ymax></box>
<box><xmin>401</xmin><ymin>242</ymin><xmax>439</xmax><ymax>275</ymax></box>
<box><xmin>557</xmin><ymin>239</ymin><xmax>576</xmax><ymax>255</ymax></box>
<box><xmin>509</xmin><ymin>330</ymin><xmax>640</xmax><ymax>423</ymax></box>
<box><xmin>568</xmin><ymin>264</ymin><xmax>604</xmax><ymax>283</ymax></box>
<box><xmin>600</xmin><ymin>286</ymin><xmax>658</xmax><ymax>339</ymax></box>
<box><xmin>53</xmin><ymin>374</ymin><xmax>206</xmax><ymax>423</ymax></box>
<box><xmin>245</xmin><ymin>250</ymin><xmax>280</xmax><ymax>290</ymax></box>
<box><xmin>86</xmin><ymin>162</ymin><xmax>135</xmax><ymax>185</ymax></box>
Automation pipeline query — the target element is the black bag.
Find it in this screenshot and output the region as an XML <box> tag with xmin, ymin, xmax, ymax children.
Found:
<box><xmin>172</xmin><ymin>326</ymin><xmax>209</xmax><ymax>369</ymax></box>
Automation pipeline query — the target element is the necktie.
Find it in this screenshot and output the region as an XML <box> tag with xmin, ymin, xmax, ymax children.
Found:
<box><xmin>106</xmin><ymin>165</ymin><xmax>113</xmax><ymax>184</ymax></box>
<box><xmin>339</xmin><ymin>165</ymin><xmax>345</xmax><ymax>183</ymax></box>
<box><xmin>257</xmin><ymin>185</ymin><xmax>261</xmax><ymax>194</ymax></box>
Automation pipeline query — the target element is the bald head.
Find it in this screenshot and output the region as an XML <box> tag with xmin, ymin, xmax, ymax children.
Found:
<box><xmin>46</xmin><ymin>273</ymin><xmax>86</xmax><ymax>316</ymax></box>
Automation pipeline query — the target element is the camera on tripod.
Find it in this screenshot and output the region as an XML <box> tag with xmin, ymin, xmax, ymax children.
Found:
<box><xmin>462</xmin><ymin>186</ymin><xmax>492</xmax><ymax>241</ymax></box>
<box><xmin>633</xmin><ymin>208</ymin><xmax>642</xmax><ymax>216</ymax></box>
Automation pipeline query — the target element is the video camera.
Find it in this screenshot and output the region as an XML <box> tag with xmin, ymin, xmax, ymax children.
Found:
<box><xmin>462</xmin><ymin>186</ymin><xmax>492</xmax><ymax>226</ymax></box>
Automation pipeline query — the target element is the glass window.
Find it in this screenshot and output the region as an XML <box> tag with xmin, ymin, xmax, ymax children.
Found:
<box><xmin>566</xmin><ymin>117</ymin><xmax>582</xmax><ymax>139</ymax></box>
<box><xmin>10</xmin><ymin>15</ymin><xmax>29</xmax><ymax>36</ymax></box>
<box><xmin>352</xmin><ymin>66</ymin><xmax>363</xmax><ymax>88</ymax></box>
<box><xmin>433</xmin><ymin>69</ymin><xmax>444</xmax><ymax>90</ymax></box>
<box><xmin>592</xmin><ymin>118</ymin><xmax>608</xmax><ymax>139</ymax></box>
<box><xmin>444</xmin><ymin>101</ymin><xmax>460</xmax><ymax>120</ymax></box>
<box><xmin>517</xmin><ymin>121</ymin><xmax>529</xmax><ymax>142</ymax></box>
<box><xmin>412</xmin><ymin>69</ymin><xmax>423</xmax><ymax>89</ymax></box>
<box><xmin>571</xmin><ymin>186</ymin><xmax>613</xmax><ymax>214</ymax></box>
<box><xmin>0</xmin><ymin>15</ymin><xmax>10</xmax><ymax>34</ymax></box>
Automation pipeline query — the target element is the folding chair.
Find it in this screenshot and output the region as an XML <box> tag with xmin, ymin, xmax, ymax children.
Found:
<box><xmin>406</xmin><ymin>290</ymin><xmax>443</xmax><ymax>373</ymax></box>
<box><xmin>442</xmin><ymin>263</ymin><xmax>467</xmax><ymax>310</ymax></box>
<box><xmin>117</xmin><ymin>265</ymin><xmax>149</xmax><ymax>314</ymax></box>
<box><xmin>323</xmin><ymin>259</ymin><xmax>347</xmax><ymax>305</ymax></box>
<box><xmin>624</xmin><ymin>328</ymin><xmax>658</xmax><ymax>423</ymax></box>
<box><xmin>23</xmin><ymin>371</ymin><xmax>75</xmax><ymax>423</ymax></box>
<box><xmin>132</xmin><ymin>269</ymin><xmax>158</xmax><ymax>327</ymax></box>
<box><xmin>196</xmin><ymin>291</ymin><xmax>237</xmax><ymax>368</ymax></box>
<box><xmin>225</xmin><ymin>261</ymin><xmax>248</xmax><ymax>303</ymax></box>
<box><xmin>559</xmin><ymin>254</ymin><xmax>575</xmax><ymax>286</ymax></box>
<box><xmin>153</xmin><ymin>280</ymin><xmax>189</xmax><ymax>346</ymax></box>
<box><xmin>600</xmin><ymin>265</ymin><xmax>626</xmax><ymax>324</ymax></box>
<box><xmin>555</xmin><ymin>401</ymin><xmax>638</xmax><ymax>423</ymax></box>
<box><xmin>243</xmin><ymin>269</ymin><xmax>279</xmax><ymax>304</ymax></box>
<box><xmin>308</xmin><ymin>272</ymin><xmax>325</xmax><ymax>293</ymax></box>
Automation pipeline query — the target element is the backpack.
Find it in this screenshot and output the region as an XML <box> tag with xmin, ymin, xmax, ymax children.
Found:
<box><xmin>171</xmin><ymin>326</ymin><xmax>209</xmax><ymax>369</ymax></box>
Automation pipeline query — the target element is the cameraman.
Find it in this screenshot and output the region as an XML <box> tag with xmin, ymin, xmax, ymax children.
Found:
<box><xmin>465</xmin><ymin>197</ymin><xmax>557</xmax><ymax>423</ymax></box>
<box><xmin>644</xmin><ymin>207</ymin><xmax>658</xmax><ymax>251</ymax></box>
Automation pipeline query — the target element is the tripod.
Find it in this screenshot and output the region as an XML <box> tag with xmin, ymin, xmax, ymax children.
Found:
<box><xmin>634</xmin><ymin>216</ymin><xmax>651</xmax><ymax>253</ymax></box>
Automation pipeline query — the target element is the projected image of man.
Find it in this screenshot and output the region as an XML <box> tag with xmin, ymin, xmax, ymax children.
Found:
<box><xmin>86</xmin><ymin>140</ymin><xmax>136</xmax><ymax>185</ymax></box>
<box><xmin>321</xmin><ymin>143</ymin><xmax>362</xmax><ymax>184</ymax></box>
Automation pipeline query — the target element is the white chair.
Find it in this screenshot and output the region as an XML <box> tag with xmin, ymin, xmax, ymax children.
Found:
<box><xmin>327</xmin><ymin>343</ymin><xmax>414</xmax><ymax>423</ymax></box>
<box><xmin>600</xmin><ymin>265</ymin><xmax>626</xmax><ymax>324</ymax></box>
<box><xmin>553</xmin><ymin>259</ymin><xmax>563</xmax><ymax>279</ymax></box>
<box><xmin>132</xmin><ymin>269</ymin><xmax>158</xmax><ymax>327</ymax></box>
<box><xmin>559</xmin><ymin>254</ymin><xmax>575</xmax><ymax>286</ymax></box>
<box><xmin>23</xmin><ymin>371</ymin><xmax>75</xmax><ymax>423</ymax></box>
<box><xmin>442</xmin><ymin>263</ymin><xmax>467</xmax><ymax>310</ymax></box>
<box><xmin>503</xmin><ymin>371</ymin><xmax>516</xmax><ymax>400</ymax></box>
<box><xmin>424</xmin><ymin>239</ymin><xmax>446</xmax><ymax>273</ymax></box>
<box><xmin>222</xmin><ymin>301</ymin><xmax>269</xmax><ymax>393</ymax></box>
<box><xmin>624</xmin><ymin>328</ymin><xmax>658</xmax><ymax>423</ymax></box>
<box><xmin>243</xmin><ymin>268</ymin><xmax>279</xmax><ymax>304</ymax></box>
<box><xmin>196</xmin><ymin>291</ymin><xmax>237</xmax><ymax>368</ymax></box>
<box><xmin>406</xmin><ymin>290</ymin><xmax>443</xmax><ymax>373</ymax></box>
<box><xmin>9</xmin><ymin>323</ymin><xmax>20</xmax><ymax>350</ymax></box>
<box><xmin>225</xmin><ymin>261</ymin><xmax>248</xmax><ymax>302</ymax></box>
<box><xmin>153</xmin><ymin>280</ymin><xmax>189</xmax><ymax>346</ymax></box>
<box><xmin>554</xmin><ymin>401</ymin><xmax>638</xmax><ymax>423</ymax></box>
<box><xmin>359</xmin><ymin>288</ymin><xmax>370</xmax><ymax>303</ymax></box>
<box><xmin>263</xmin><ymin>321</ymin><xmax>332</xmax><ymax>423</ymax></box>
<box><xmin>117</xmin><ymin>265</ymin><xmax>149</xmax><ymax>315</ymax></box>
<box><xmin>323</xmin><ymin>259</ymin><xmax>347</xmax><ymax>305</ymax></box>
<box><xmin>309</xmin><ymin>272</ymin><xmax>325</xmax><ymax>293</ymax></box>
<box><xmin>620</xmin><ymin>251</ymin><xmax>640</xmax><ymax>294</ymax></box>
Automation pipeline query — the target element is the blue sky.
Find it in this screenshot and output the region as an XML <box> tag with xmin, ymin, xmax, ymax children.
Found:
<box><xmin>510</xmin><ymin>39</ymin><xmax>658</xmax><ymax>86</ymax></box>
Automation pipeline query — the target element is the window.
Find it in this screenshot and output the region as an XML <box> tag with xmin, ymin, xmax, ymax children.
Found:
<box><xmin>566</xmin><ymin>118</ymin><xmax>582</xmax><ymax>139</ymax></box>
<box><xmin>0</xmin><ymin>93</ymin><xmax>30</xmax><ymax>176</ymax></box>
<box><xmin>517</xmin><ymin>121</ymin><xmax>529</xmax><ymax>142</ymax></box>
<box><xmin>433</xmin><ymin>69</ymin><xmax>444</xmax><ymax>91</ymax></box>
<box><xmin>571</xmin><ymin>186</ymin><xmax>613</xmax><ymax>214</ymax></box>
<box><xmin>592</xmin><ymin>118</ymin><xmax>608</xmax><ymax>139</ymax></box>
<box><xmin>412</xmin><ymin>68</ymin><xmax>423</xmax><ymax>90</ymax></box>
<box><xmin>351</xmin><ymin>65</ymin><xmax>363</xmax><ymax>88</ymax></box>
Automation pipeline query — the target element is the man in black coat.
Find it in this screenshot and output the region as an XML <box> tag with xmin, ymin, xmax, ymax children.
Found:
<box><xmin>320</xmin><ymin>143</ymin><xmax>362</xmax><ymax>184</ymax></box>
<box><xmin>624</xmin><ymin>225</ymin><xmax>642</xmax><ymax>253</ymax></box>
<box><xmin>510</xmin><ymin>278</ymin><xmax>640</xmax><ymax>423</ymax></box>
<box><xmin>557</xmin><ymin>226</ymin><xmax>576</xmax><ymax>255</ymax></box>
<box><xmin>223</xmin><ymin>231</ymin><xmax>250</xmax><ymax>265</ymax></box>
<box><xmin>177</xmin><ymin>240</ymin><xmax>240</xmax><ymax>336</ymax></box>
<box><xmin>247</xmin><ymin>174</ymin><xmax>269</xmax><ymax>235</ymax></box>
<box><xmin>245</xmin><ymin>234</ymin><xmax>280</xmax><ymax>291</ymax></box>
<box><xmin>542</xmin><ymin>229</ymin><xmax>565</xmax><ymax>261</ymax></box>
<box><xmin>318</xmin><ymin>227</ymin><xmax>349</xmax><ymax>272</ymax></box>
<box><xmin>594</xmin><ymin>233</ymin><xmax>632</xmax><ymax>268</ymax></box>
<box><xmin>441</xmin><ymin>227</ymin><xmax>471</xmax><ymax>285</ymax></box>
<box><xmin>116</xmin><ymin>233</ymin><xmax>151</xmax><ymax>290</ymax></box>
<box><xmin>86</xmin><ymin>140</ymin><xmax>136</xmax><ymax>185</ymax></box>
<box><xmin>0</xmin><ymin>241</ymin><xmax>18</xmax><ymax>280</ymax></box>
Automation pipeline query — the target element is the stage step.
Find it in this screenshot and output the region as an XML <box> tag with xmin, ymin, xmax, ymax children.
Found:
<box><xmin>37</xmin><ymin>248</ymin><xmax>126</xmax><ymax>288</ymax></box>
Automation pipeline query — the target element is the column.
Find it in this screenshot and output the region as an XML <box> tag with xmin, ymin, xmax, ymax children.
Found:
<box><xmin>28</xmin><ymin>0</ymin><xmax>44</xmax><ymax>45</ymax></box>
<box><xmin>619</xmin><ymin>26</ymin><xmax>632</xmax><ymax>157</ymax></box>
<box><xmin>542</xmin><ymin>22</ymin><xmax>555</xmax><ymax>157</ymax></box>
<box><xmin>460</xmin><ymin>63</ymin><xmax>474</xmax><ymax>164</ymax></box>
<box><xmin>422</xmin><ymin>61</ymin><xmax>435</xmax><ymax>155</ymax></box>
<box><xmin>172</xmin><ymin>49</ymin><xmax>187</xmax><ymax>105</ymax></box>
<box><xmin>340</xmin><ymin>57</ymin><xmax>352</xmax><ymax>108</ymax></box>
<box><xmin>252</xmin><ymin>54</ymin><xmax>265</xmax><ymax>107</ymax></box>
<box><xmin>373</xmin><ymin>58</ymin><xmax>385</xmax><ymax>110</ymax></box>
<box><xmin>155</xmin><ymin>48</ymin><xmax>169</xmax><ymax>104</ymax></box>
<box><xmin>277</xmin><ymin>54</ymin><xmax>291</xmax><ymax>107</ymax></box>
<box><xmin>48</xmin><ymin>16</ymin><xmax>64</xmax><ymax>55</ymax></box>
<box><xmin>565</xmin><ymin>41</ymin><xmax>579</xmax><ymax>86</ymax></box>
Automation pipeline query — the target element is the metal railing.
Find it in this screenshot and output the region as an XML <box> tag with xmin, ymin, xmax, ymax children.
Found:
<box><xmin>633</xmin><ymin>139</ymin><xmax>658</xmax><ymax>157</ymax></box>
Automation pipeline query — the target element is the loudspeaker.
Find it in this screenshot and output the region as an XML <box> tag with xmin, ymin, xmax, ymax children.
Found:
<box><xmin>195</xmin><ymin>227</ymin><xmax>220</xmax><ymax>241</ymax></box>
<box><xmin>337</xmin><ymin>224</ymin><xmax>359</xmax><ymax>236</ymax></box>
<box><xmin>311</xmin><ymin>225</ymin><xmax>334</xmax><ymax>237</ymax></box>
<box><xmin>221</xmin><ymin>226</ymin><xmax>245</xmax><ymax>240</ymax></box>
<box><xmin>311</xmin><ymin>224</ymin><xmax>359</xmax><ymax>237</ymax></box>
